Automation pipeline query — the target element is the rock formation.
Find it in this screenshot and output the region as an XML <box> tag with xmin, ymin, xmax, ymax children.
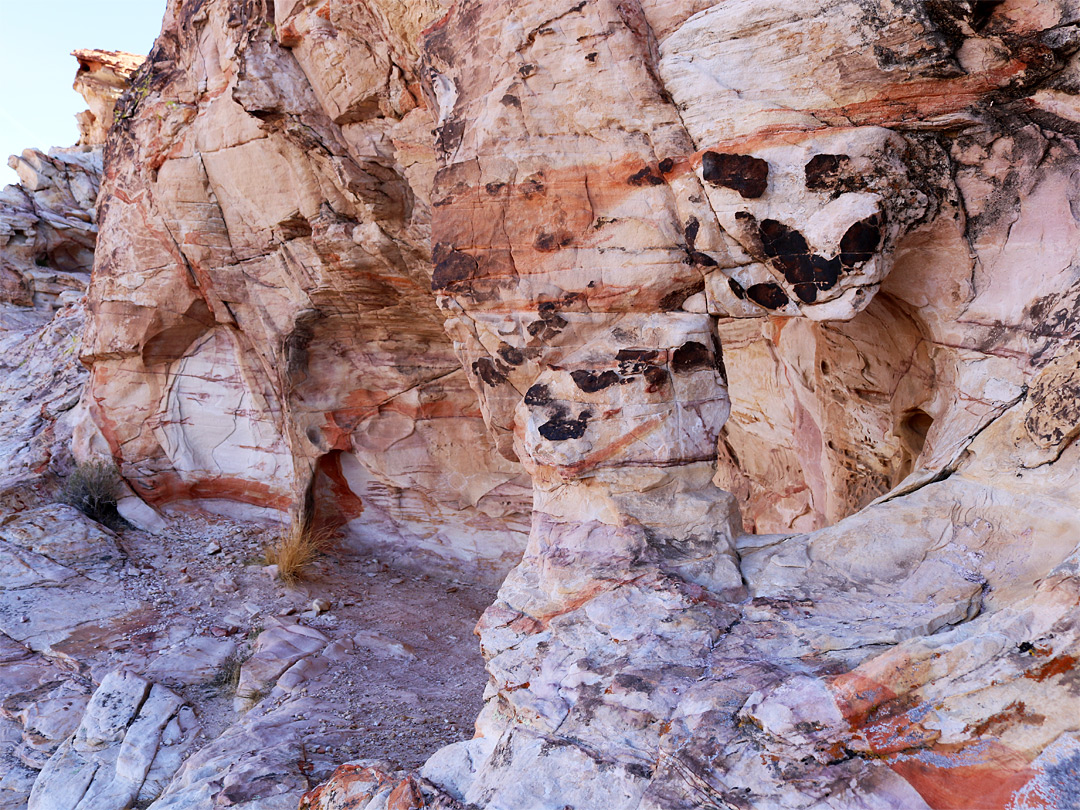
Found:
<box><xmin>2</xmin><ymin>0</ymin><xmax>1078</xmax><ymax>807</ymax></box>
<box><xmin>72</xmin><ymin>50</ymin><xmax>147</xmax><ymax>148</ymax></box>
<box><xmin>0</xmin><ymin>50</ymin><xmax>142</xmax><ymax>506</ymax></box>
<box><xmin>77</xmin><ymin>1</ymin><xmax>530</xmax><ymax>581</ymax></box>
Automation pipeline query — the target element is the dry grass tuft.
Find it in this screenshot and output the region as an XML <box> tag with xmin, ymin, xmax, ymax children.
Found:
<box><xmin>211</xmin><ymin>650</ymin><xmax>246</xmax><ymax>694</ymax></box>
<box><xmin>264</xmin><ymin>516</ymin><xmax>335</xmax><ymax>585</ymax></box>
<box><xmin>61</xmin><ymin>459</ymin><xmax>123</xmax><ymax>528</ymax></box>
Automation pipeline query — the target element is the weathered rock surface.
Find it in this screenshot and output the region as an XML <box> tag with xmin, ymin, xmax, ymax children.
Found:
<box><xmin>289</xmin><ymin>0</ymin><xmax>1077</xmax><ymax>807</ymax></box>
<box><xmin>72</xmin><ymin>50</ymin><xmax>146</xmax><ymax>148</ymax></box>
<box><xmin>0</xmin><ymin>149</ymin><xmax>100</xmax><ymax>310</ymax></box>
<box><xmin>0</xmin><ymin>304</ymin><xmax>87</xmax><ymax>507</ymax></box>
<box><xmin>77</xmin><ymin>0</ymin><xmax>530</xmax><ymax>583</ymax></box>
<box><xmin>3</xmin><ymin>0</ymin><xmax>1078</xmax><ymax>807</ymax></box>
<box><xmin>0</xmin><ymin>49</ymin><xmax>141</xmax><ymax>507</ymax></box>
<box><xmin>1</xmin><ymin>50</ymin><xmax>139</xmax><ymax>314</ymax></box>
<box><xmin>28</xmin><ymin>670</ymin><xmax>199</xmax><ymax>810</ymax></box>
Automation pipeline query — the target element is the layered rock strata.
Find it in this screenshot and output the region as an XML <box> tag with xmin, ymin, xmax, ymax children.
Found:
<box><xmin>78</xmin><ymin>0</ymin><xmax>530</xmax><ymax>581</ymax></box>
<box><xmin>1</xmin><ymin>149</ymin><xmax>100</xmax><ymax>311</ymax></box>
<box><xmin>1</xmin><ymin>49</ymin><xmax>142</xmax><ymax>313</ymax></box>
<box><xmin>71</xmin><ymin>0</ymin><xmax>1080</xmax><ymax>808</ymax></box>
<box><xmin>0</xmin><ymin>50</ymin><xmax>142</xmax><ymax>502</ymax></box>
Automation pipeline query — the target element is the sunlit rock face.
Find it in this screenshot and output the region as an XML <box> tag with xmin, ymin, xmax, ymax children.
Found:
<box><xmin>78</xmin><ymin>0</ymin><xmax>530</xmax><ymax>582</ymax></box>
<box><xmin>72</xmin><ymin>49</ymin><xmax>146</xmax><ymax>147</ymax></box>
<box><xmin>79</xmin><ymin>0</ymin><xmax>1080</xmax><ymax>806</ymax></box>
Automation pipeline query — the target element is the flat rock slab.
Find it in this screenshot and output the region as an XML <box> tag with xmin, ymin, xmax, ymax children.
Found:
<box><xmin>28</xmin><ymin>670</ymin><xmax>199</xmax><ymax>810</ymax></box>
<box><xmin>0</xmin><ymin>504</ymin><xmax>124</xmax><ymax>580</ymax></box>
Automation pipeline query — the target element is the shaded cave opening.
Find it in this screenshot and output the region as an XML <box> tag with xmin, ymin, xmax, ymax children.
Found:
<box><xmin>895</xmin><ymin>407</ymin><xmax>934</xmax><ymax>484</ymax></box>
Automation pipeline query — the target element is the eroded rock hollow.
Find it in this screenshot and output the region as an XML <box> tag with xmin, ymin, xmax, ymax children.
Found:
<box><xmin>59</xmin><ymin>0</ymin><xmax>1080</xmax><ymax>807</ymax></box>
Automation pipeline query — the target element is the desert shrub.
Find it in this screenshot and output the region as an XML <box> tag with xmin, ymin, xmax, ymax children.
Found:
<box><xmin>264</xmin><ymin>514</ymin><xmax>335</xmax><ymax>586</ymax></box>
<box><xmin>61</xmin><ymin>459</ymin><xmax>122</xmax><ymax>527</ymax></box>
<box><xmin>211</xmin><ymin>650</ymin><xmax>246</xmax><ymax>694</ymax></box>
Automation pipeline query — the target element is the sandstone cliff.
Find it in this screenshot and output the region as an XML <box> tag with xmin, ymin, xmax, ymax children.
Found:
<box><xmin>29</xmin><ymin>0</ymin><xmax>1080</xmax><ymax>807</ymax></box>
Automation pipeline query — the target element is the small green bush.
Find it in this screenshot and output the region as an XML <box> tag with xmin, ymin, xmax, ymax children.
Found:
<box><xmin>61</xmin><ymin>459</ymin><xmax>122</xmax><ymax>527</ymax></box>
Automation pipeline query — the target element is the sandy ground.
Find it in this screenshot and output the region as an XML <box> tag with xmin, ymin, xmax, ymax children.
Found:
<box><xmin>0</xmin><ymin>506</ymin><xmax>501</xmax><ymax>806</ymax></box>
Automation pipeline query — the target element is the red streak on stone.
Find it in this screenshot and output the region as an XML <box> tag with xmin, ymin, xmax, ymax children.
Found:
<box><xmin>299</xmin><ymin>763</ymin><xmax>395</xmax><ymax>810</ymax></box>
<box><xmin>327</xmin><ymin>387</ymin><xmax>477</xmax><ymax>436</ymax></box>
<box><xmin>890</xmin><ymin>748</ymin><xmax>1043</xmax><ymax>810</ymax></box>
<box><xmin>830</xmin><ymin>672</ymin><xmax>1043</xmax><ymax>809</ymax></box>
<box><xmin>320</xmin><ymin>412</ymin><xmax>354</xmax><ymax>452</ymax></box>
<box><xmin>386</xmin><ymin>777</ymin><xmax>425</xmax><ymax>810</ymax></box>
<box><xmin>559</xmin><ymin>415</ymin><xmax>665</xmax><ymax>477</ymax></box>
<box><xmin>1024</xmin><ymin>654</ymin><xmax>1076</xmax><ymax>682</ymax></box>
<box><xmin>420</xmin><ymin>0</ymin><xmax>459</xmax><ymax>37</ymax></box>
<box><xmin>830</xmin><ymin>671</ymin><xmax>899</xmax><ymax>727</ymax></box>
<box><xmin>862</xmin><ymin>711</ymin><xmax>940</xmax><ymax>756</ymax></box>
<box><xmin>131</xmin><ymin>472</ymin><xmax>291</xmax><ymax>511</ymax></box>
<box><xmin>315</xmin><ymin>451</ymin><xmax>364</xmax><ymax>523</ymax></box>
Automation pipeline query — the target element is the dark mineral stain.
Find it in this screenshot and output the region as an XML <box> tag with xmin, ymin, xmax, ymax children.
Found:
<box><xmin>498</xmin><ymin>342</ymin><xmax>525</xmax><ymax>366</ymax></box>
<box><xmin>537</xmin><ymin>301</ymin><xmax>567</xmax><ymax>321</ymax></box>
<box><xmin>614</xmin><ymin>673</ymin><xmax>653</xmax><ymax>694</ymax></box>
<box><xmin>436</xmin><ymin>118</ymin><xmax>465</xmax><ymax>156</ymax></box>
<box><xmin>793</xmin><ymin>282</ymin><xmax>818</xmax><ymax>303</ymax></box>
<box><xmin>839</xmin><ymin>214</ymin><xmax>883</xmax><ymax>267</ymax></box>
<box><xmin>811</xmin><ymin>254</ymin><xmax>842</xmax><ymax>289</ymax></box>
<box><xmin>643</xmin><ymin>366</ymin><xmax>668</xmax><ymax>392</ymax></box>
<box><xmin>500</xmin><ymin>94</ymin><xmax>521</xmax><ymax>107</ymax></box>
<box><xmin>473</xmin><ymin>357</ymin><xmax>507</xmax><ymax>386</ymax></box>
<box><xmin>658</xmin><ymin>157</ymin><xmax>675</xmax><ymax>174</ymax></box>
<box><xmin>628</xmin><ymin>166</ymin><xmax>665</xmax><ymax>187</ymax></box>
<box><xmin>527</xmin><ymin>302</ymin><xmax>569</xmax><ymax>340</ymax></box>
<box><xmin>971</xmin><ymin>1</ymin><xmax>999</xmax><ymax>30</ymax></box>
<box><xmin>538</xmin><ymin>411</ymin><xmax>590</xmax><ymax>441</ymax></box>
<box><xmin>684</xmin><ymin>217</ymin><xmax>700</xmax><ymax>249</ymax></box>
<box><xmin>534</xmin><ymin>231</ymin><xmax>574</xmax><ymax>252</ymax></box>
<box><xmin>570</xmin><ymin>369</ymin><xmax>621</xmax><ymax>393</ymax></box>
<box><xmin>616</xmin><ymin>349</ymin><xmax>659</xmax><ymax>374</ymax></box>
<box><xmin>759</xmin><ymin>219</ymin><xmax>809</xmax><ymax>260</ymax></box>
<box><xmin>805</xmin><ymin>153</ymin><xmax>849</xmax><ymax>190</ymax></box>
<box><xmin>758</xmin><ymin>219</ymin><xmax>843</xmax><ymax>290</ymax></box>
<box><xmin>671</xmin><ymin>341</ymin><xmax>712</xmax><ymax>373</ymax></box>
<box><xmin>746</xmin><ymin>282</ymin><xmax>790</xmax><ymax>310</ymax></box>
<box><xmin>728</xmin><ymin>277</ymin><xmax>747</xmax><ymax>299</ymax></box>
<box><xmin>690</xmin><ymin>251</ymin><xmax>718</xmax><ymax>267</ymax></box>
<box><xmin>518</xmin><ymin>64</ymin><xmax>536</xmax><ymax>78</ymax></box>
<box><xmin>659</xmin><ymin>280</ymin><xmax>706</xmax><ymax>311</ymax></box>
<box><xmin>524</xmin><ymin>384</ymin><xmax>552</xmax><ymax>406</ymax></box>
<box><xmin>715</xmin><ymin>341</ymin><xmax>728</xmax><ymax>383</ymax></box>
<box><xmin>485</xmin><ymin>181</ymin><xmax>506</xmax><ymax>195</ymax></box>
<box><xmin>585</xmin><ymin>51</ymin><xmax>598</xmax><ymax>63</ymax></box>
<box><xmin>431</xmin><ymin>242</ymin><xmax>479</xmax><ymax>290</ymax></box>
<box><xmin>521</xmin><ymin>174</ymin><xmax>546</xmax><ymax>199</ymax></box>
<box><xmin>701</xmin><ymin>152</ymin><xmax>769</xmax><ymax>198</ymax></box>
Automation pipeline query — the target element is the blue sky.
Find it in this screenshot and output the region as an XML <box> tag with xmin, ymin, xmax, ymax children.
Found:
<box><xmin>0</xmin><ymin>1</ymin><xmax>165</xmax><ymax>184</ymax></box>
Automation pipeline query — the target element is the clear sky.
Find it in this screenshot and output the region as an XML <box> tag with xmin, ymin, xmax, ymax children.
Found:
<box><xmin>0</xmin><ymin>0</ymin><xmax>166</xmax><ymax>184</ymax></box>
